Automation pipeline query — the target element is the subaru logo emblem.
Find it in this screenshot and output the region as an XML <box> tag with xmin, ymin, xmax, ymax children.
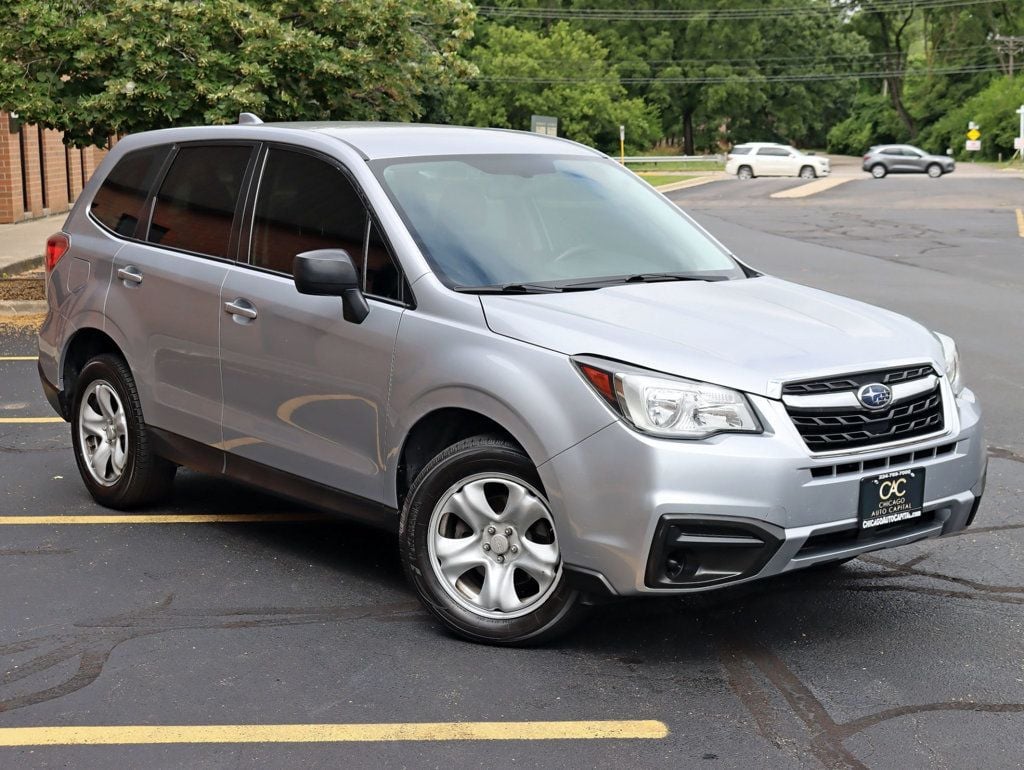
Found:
<box><xmin>857</xmin><ymin>383</ymin><xmax>892</xmax><ymax>410</ymax></box>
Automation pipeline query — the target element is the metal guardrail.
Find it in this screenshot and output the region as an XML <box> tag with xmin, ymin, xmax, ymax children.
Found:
<box><xmin>622</xmin><ymin>155</ymin><xmax>724</xmax><ymax>163</ymax></box>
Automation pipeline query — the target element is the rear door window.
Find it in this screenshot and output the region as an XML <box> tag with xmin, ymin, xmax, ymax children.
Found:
<box><xmin>147</xmin><ymin>145</ymin><xmax>253</xmax><ymax>258</ymax></box>
<box><xmin>90</xmin><ymin>146</ymin><xmax>171</xmax><ymax>237</ymax></box>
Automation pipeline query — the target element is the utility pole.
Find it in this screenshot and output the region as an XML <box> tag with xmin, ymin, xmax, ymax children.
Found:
<box><xmin>994</xmin><ymin>35</ymin><xmax>1024</xmax><ymax>76</ymax></box>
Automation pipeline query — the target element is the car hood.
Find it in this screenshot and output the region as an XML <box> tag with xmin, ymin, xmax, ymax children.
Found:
<box><xmin>480</xmin><ymin>276</ymin><xmax>943</xmax><ymax>398</ymax></box>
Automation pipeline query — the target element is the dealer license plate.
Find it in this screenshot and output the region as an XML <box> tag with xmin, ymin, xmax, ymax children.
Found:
<box><xmin>858</xmin><ymin>468</ymin><xmax>925</xmax><ymax>530</ymax></box>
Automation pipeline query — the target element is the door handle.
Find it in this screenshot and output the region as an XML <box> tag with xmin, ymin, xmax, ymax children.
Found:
<box><xmin>117</xmin><ymin>266</ymin><xmax>143</xmax><ymax>285</ymax></box>
<box><xmin>224</xmin><ymin>299</ymin><xmax>258</xmax><ymax>320</ymax></box>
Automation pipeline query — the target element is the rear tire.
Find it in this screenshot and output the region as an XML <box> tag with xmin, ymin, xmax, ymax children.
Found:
<box><xmin>926</xmin><ymin>163</ymin><xmax>943</xmax><ymax>178</ymax></box>
<box><xmin>71</xmin><ymin>354</ymin><xmax>176</xmax><ymax>509</ymax></box>
<box><xmin>737</xmin><ymin>165</ymin><xmax>754</xmax><ymax>180</ymax></box>
<box><xmin>399</xmin><ymin>435</ymin><xmax>585</xmax><ymax>645</ymax></box>
<box><xmin>871</xmin><ymin>164</ymin><xmax>887</xmax><ymax>179</ymax></box>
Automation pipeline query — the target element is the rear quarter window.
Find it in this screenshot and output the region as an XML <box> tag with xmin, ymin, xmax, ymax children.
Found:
<box><xmin>90</xmin><ymin>146</ymin><xmax>171</xmax><ymax>236</ymax></box>
<box><xmin>730</xmin><ymin>147</ymin><xmax>751</xmax><ymax>155</ymax></box>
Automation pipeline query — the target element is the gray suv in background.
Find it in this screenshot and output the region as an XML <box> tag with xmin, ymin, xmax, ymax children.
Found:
<box><xmin>863</xmin><ymin>145</ymin><xmax>956</xmax><ymax>178</ymax></box>
<box><xmin>38</xmin><ymin>121</ymin><xmax>986</xmax><ymax>644</ymax></box>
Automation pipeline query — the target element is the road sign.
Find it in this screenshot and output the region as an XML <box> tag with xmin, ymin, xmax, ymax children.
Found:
<box><xmin>965</xmin><ymin>140</ymin><xmax>982</xmax><ymax>151</ymax></box>
<box><xmin>966</xmin><ymin>128</ymin><xmax>981</xmax><ymax>141</ymax></box>
<box><xmin>530</xmin><ymin>115</ymin><xmax>558</xmax><ymax>137</ymax></box>
<box><xmin>1015</xmin><ymin>137</ymin><xmax>1024</xmax><ymax>150</ymax></box>
<box><xmin>968</xmin><ymin>121</ymin><xmax>979</xmax><ymax>130</ymax></box>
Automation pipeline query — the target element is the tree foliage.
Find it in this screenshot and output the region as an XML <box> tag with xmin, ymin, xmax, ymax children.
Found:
<box><xmin>449</xmin><ymin>21</ymin><xmax>659</xmax><ymax>152</ymax></box>
<box><xmin>0</xmin><ymin>0</ymin><xmax>475</xmax><ymax>147</ymax></box>
<box><xmin>2</xmin><ymin>0</ymin><xmax>1023</xmax><ymax>156</ymax></box>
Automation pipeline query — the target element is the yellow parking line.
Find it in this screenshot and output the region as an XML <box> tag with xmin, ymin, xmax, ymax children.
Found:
<box><xmin>0</xmin><ymin>720</ymin><xmax>669</xmax><ymax>746</ymax></box>
<box><xmin>0</xmin><ymin>417</ymin><xmax>63</xmax><ymax>423</ymax></box>
<box><xmin>0</xmin><ymin>355</ymin><xmax>38</xmax><ymax>361</ymax></box>
<box><xmin>0</xmin><ymin>513</ymin><xmax>327</xmax><ymax>525</ymax></box>
<box><xmin>1016</xmin><ymin>208</ymin><xmax>1024</xmax><ymax>238</ymax></box>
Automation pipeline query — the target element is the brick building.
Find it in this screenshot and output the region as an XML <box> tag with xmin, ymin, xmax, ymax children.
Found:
<box><xmin>0</xmin><ymin>111</ymin><xmax>114</xmax><ymax>224</ymax></box>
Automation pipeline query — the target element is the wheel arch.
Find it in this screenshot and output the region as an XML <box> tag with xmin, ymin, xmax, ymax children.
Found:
<box><xmin>57</xmin><ymin>326</ymin><xmax>128</xmax><ymax>418</ymax></box>
<box><xmin>395</xmin><ymin>406</ymin><xmax>534</xmax><ymax>510</ymax></box>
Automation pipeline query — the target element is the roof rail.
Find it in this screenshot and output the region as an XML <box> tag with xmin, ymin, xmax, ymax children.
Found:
<box><xmin>238</xmin><ymin>112</ymin><xmax>263</xmax><ymax>125</ymax></box>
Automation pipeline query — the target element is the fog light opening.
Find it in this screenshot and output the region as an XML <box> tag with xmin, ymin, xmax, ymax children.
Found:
<box><xmin>664</xmin><ymin>549</ymin><xmax>693</xmax><ymax>581</ymax></box>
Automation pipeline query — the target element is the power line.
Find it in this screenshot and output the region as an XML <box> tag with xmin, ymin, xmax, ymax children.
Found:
<box><xmin>993</xmin><ymin>34</ymin><xmax>1024</xmax><ymax>76</ymax></box>
<box><xmin>465</xmin><ymin>62</ymin><xmax>1002</xmax><ymax>84</ymax></box>
<box><xmin>477</xmin><ymin>0</ymin><xmax>1001</xmax><ymax>22</ymax></box>
<box><xmin>517</xmin><ymin>45</ymin><xmax>994</xmax><ymax>67</ymax></box>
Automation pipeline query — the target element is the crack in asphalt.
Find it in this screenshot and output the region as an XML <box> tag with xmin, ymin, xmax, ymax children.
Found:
<box><xmin>721</xmin><ymin>638</ymin><xmax>1024</xmax><ymax>770</ymax></box>
<box><xmin>0</xmin><ymin>546</ymin><xmax>73</xmax><ymax>556</ymax></box>
<box><xmin>988</xmin><ymin>446</ymin><xmax>1024</xmax><ymax>464</ymax></box>
<box><xmin>0</xmin><ymin>596</ymin><xmax>424</xmax><ymax>713</ymax></box>
<box><xmin>718</xmin><ymin>521</ymin><xmax>1024</xmax><ymax>768</ymax></box>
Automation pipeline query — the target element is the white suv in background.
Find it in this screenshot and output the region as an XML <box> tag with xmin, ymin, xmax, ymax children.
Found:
<box><xmin>726</xmin><ymin>143</ymin><xmax>830</xmax><ymax>180</ymax></box>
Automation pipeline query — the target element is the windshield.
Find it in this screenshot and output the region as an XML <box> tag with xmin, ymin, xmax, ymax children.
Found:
<box><xmin>370</xmin><ymin>154</ymin><xmax>745</xmax><ymax>289</ymax></box>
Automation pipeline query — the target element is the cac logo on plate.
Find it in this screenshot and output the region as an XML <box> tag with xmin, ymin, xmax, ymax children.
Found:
<box><xmin>857</xmin><ymin>383</ymin><xmax>892</xmax><ymax>410</ymax></box>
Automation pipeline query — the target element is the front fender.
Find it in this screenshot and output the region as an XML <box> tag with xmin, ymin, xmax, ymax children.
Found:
<box><xmin>384</xmin><ymin>304</ymin><xmax>615</xmax><ymax>508</ymax></box>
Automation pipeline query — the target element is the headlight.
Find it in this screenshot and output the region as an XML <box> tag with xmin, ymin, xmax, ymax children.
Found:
<box><xmin>575</xmin><ymin>360</ymin><xmax>761</xmax><ymax>439</ymax></box>
<box><xmin>934</xmin><ymin>332</ymin><xmax>963</xmax><ymax>395</ymax></box>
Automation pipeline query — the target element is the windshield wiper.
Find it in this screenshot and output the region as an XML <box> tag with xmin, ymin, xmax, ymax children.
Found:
<box><xmin>453</xmin><ymin>282</ymin><xmax>596</xmax><ymax>294</ymax></box>
<box><xmin>564</xmin><ymin>272</ymin><xmax>730</xmax><ymax>289</ymax></box>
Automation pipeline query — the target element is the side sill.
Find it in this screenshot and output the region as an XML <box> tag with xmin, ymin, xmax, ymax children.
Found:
<box><xmin>148</xmin><ymin>427</ymin><xmax>399</xmax><ymax>532</ymax></box>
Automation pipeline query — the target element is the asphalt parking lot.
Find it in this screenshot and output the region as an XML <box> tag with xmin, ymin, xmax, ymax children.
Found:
<box><xmin>1</xmin><ymin>169</ymin><xmax>1022</xmax><ymax>768</ymax></box>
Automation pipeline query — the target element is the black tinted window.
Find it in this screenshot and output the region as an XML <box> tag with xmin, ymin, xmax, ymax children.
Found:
<box><xmin>365</xmin><ymin>220</ymin><xmax>401</xmax><ymax>299</ymax></box>
<box><xmin>148</xmin><ymin>145</ymin><xmax>252</xmax><ymax>257</ymax></box>
<box><xmin>730</xmin><ymin>147</ymin><xmax>751</xmax><ymax>155</ymax></box>
<box><xmin>90</xmin><ymin>146</ymin><xmax>170</xmax><ymax>236</ymax></box>
<box><xmin>251</xmin><ymin>149</ymin><xmax>401</xmax><ymax>299</ymax></box>
<box><xmin>757</xmin><ymin>147</ymin><xmax>791</xmax><ymax>156</ymax></box>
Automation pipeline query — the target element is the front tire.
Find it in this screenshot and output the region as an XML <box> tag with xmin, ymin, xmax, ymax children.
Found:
<box><xmin>799</xmin><ymin>165</ymin><xmax>817</xmax><ymax>180</ymax></box>
<box><xmin>399</xmin><ymin>435</ymin><xmax>584</xmax><ymax>645</ymax></box>
<box><xmin>71</xmin><ymin>354</ymin><xmax>176</xmax><ymax>509</ymax></box>
<box><xmin>926</xmin><ymin>163</ymin><xmax>943</xmax><ymax>178</ymax></box>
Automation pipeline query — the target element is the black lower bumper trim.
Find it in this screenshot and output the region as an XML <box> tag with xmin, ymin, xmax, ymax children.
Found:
<box><xmin>563</xmin><ymin>564</ymin><xmax>619</xmax><ymax>600</ymax></box>
<box><xmin>38</xmin><ymin>360</ymin><xmax>68</xmax><ymax>420</ymax></box>
<box><xmin>645</xmin><ymin>515</ymin><xmax>783</xmax><ymax>589</ymax></box>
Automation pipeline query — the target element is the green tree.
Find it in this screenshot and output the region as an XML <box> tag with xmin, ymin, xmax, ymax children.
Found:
<box><xmin>0</xmin><ymin>0</ymin><xmax>475</xmax><ymax>147</ymax></box>
<box><xmin>487</xmin><ymin>0</ymin><xmax>867</xmax><ymax>153</ymax></box>
<box><xmin>450</xmin><ymin>21</ymin><xmax>659</xmax><ymax>152</ymax></box>
<box><xmin>922</xmin><ymin>74</ymin><xmax>1024</xmax><ymax>160</ymax></box>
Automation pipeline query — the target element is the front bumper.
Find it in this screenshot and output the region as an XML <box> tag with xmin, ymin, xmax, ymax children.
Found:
<box><xmin>539</xmin><ymin>387</ymin><xmax>985</xmax><ymax>596</ymax></box>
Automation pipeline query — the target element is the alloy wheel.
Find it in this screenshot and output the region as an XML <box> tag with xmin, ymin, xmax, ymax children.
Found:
<box><xmin>427</xmin><ymin>473</ymin><xmax>561</xmax><ymax>619</ymax></box>
<box><xmin>77</xmin><ymin>379</ymin><xmax>129</xmax><ymax>486</ymax></box>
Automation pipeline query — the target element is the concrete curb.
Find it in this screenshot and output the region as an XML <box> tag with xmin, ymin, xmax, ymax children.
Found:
<box><xmin>0</xmin><ymin>299</ymin><xmax>48</xmax><ymax>316</ymax></box>
<box><xmin>0</xmin><ymin>255</ymin><xmax>44</xmax><ymax>276</ymax></box>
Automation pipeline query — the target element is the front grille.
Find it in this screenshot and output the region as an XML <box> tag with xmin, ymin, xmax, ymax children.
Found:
<box><xmin>784</xmin><ymin>365</ymin><xmax>944</xmax><ymax>452</ymax></box>
<box><xmin>782</xmin><ymin>364</ymin><xmax>933</xmax><ymax>395</ymax></box>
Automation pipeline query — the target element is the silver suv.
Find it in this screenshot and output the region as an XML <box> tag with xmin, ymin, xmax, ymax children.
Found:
<box><xmin>38</xmin><ymin>120</ymin><xmax>986</xmax><ymax>644</ymax></box>
<box><xmin>862</xmin><ymin>145</ymin><xmax>956</xmax><ymax>178</ymax></box>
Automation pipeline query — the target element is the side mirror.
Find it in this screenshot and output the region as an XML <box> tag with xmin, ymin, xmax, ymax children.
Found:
<box><xmin>293</xmin><ymin>249</ymin><xmax>369</xmax><ymax>324</ymax></box>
